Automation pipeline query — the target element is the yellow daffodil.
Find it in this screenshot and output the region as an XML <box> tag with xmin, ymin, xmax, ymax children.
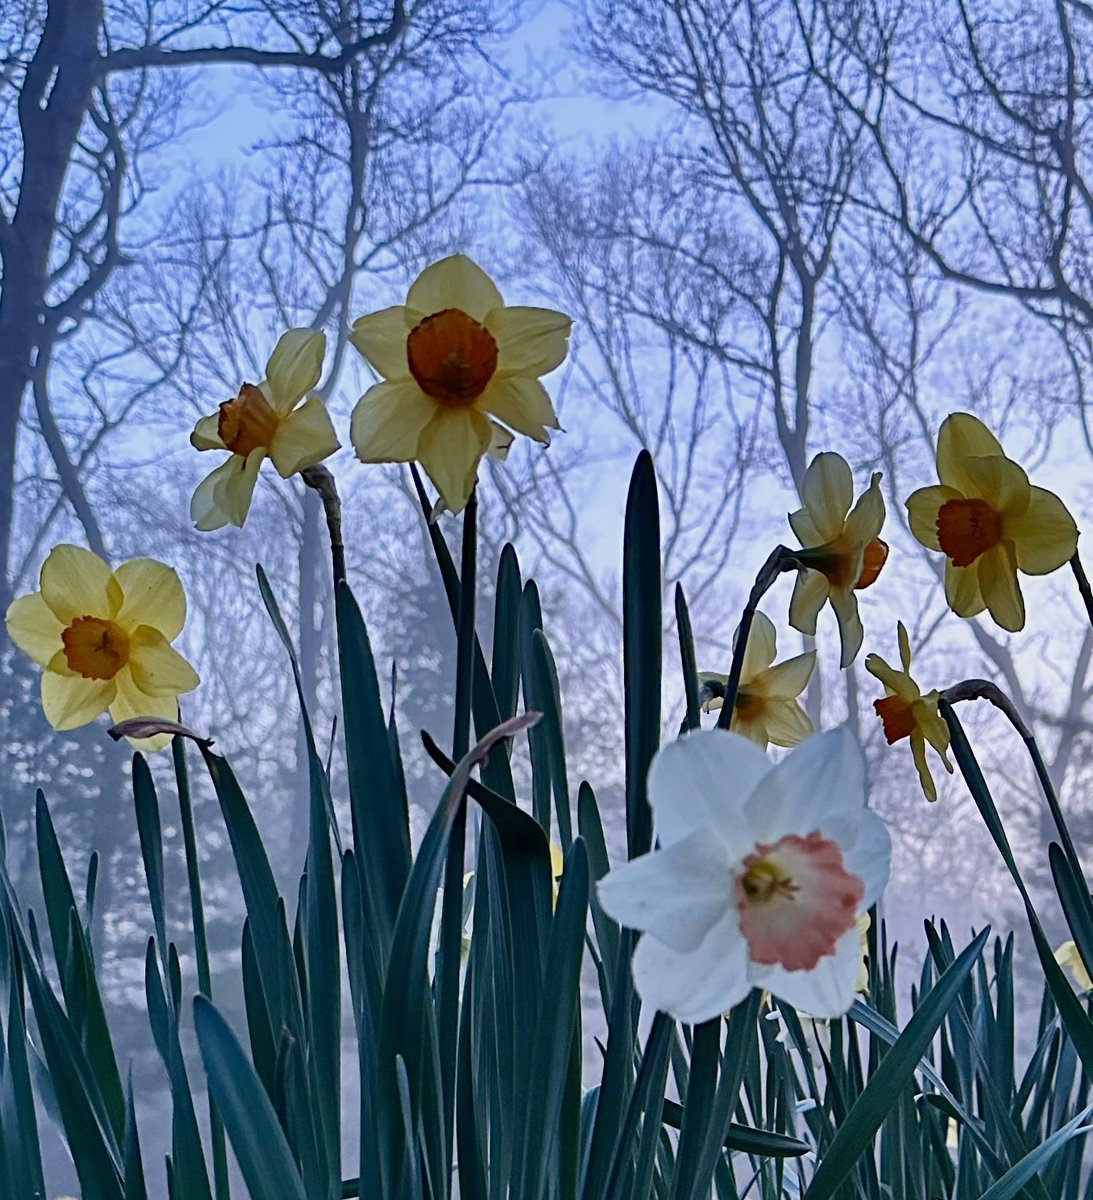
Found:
<box><xmin>698</xmin><ymin>611</ymin><xmax>815</xmax><ymax>749</ymax></box>
<box><xmin>1056</xmin><ymin>940</ymin><xmax>1092</xmax><ymax>991</ymax></box>
<box><xmin>905</xmin><ymin>412</ymin><xmax>1078</xmax><ymax>632</ymax></box>
<box><xmin>787</xmin><ymin>453</ymin><xmax>888</xmax><ymax>668</ymax></box>
<box><xmin>5</xmin><ymin>545</ymin><xmax>199</xmax><ymax>750</ymax></box>
<box><xmin>865</xmin><ymin>622</ymin><xmax>953</xmax><ymax>803</ymax></box>
<box><xmin>349</xmin><ymin>254</ymin><xmax>572</xmax><ymax>513</ymax></box>
<box><xmin>190</xmin><ymin>329</ymin><xmax>339</xmax><ymax>530</ymax></box>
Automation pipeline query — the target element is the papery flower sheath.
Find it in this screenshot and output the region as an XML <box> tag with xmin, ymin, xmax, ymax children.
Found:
<box><xmin>698</xmin><ymin>611</ymin><xmax>815</xmax><ymax>750</ymax></box>
<box><xmin>787</xmin><ymin>453</ymin><xmax>888</xmax><ymax>668</ymax></box>
<box><xmin>190</xmin><ymin>328</ymin><xmax>339</xmax><ymax>530</ymax></box>
<box><xmin>597</xmin><ymin>728</ymin><xmax>891</xmax><ymax>1024</ymax></box>
<box><xmin>905</xmin><ymin>412</ymin><xmax>1078</xmax><ymax>631</ymax></box>
<box><xmin>349</xmin><ymin>254</ymin><xmax>572</xmax><ymax>513</ymax></box>
<box><xmin>5</xmin><ymin>545</ymin><xmax>199</xmax><ymax>749</ymax></box>
<box><xmin>865</xmin><ymin>623</ymin><xmax>953</xmax><ymax>803</ymax></box>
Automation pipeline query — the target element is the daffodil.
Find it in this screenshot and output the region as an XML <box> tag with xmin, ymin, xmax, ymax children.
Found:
<box><xmin>597</xmin><ymin>728</ymin><xmax>891</xmax><ymax>1023</ymax></box>
<box><xmin>1056</xmin><ymin>940</ymin><xmax>1092</xmax><ymax>991</ymax></box>
<box><xmin>698</xmin><ymin>611</ymin><xmax>815</xmax><ymax>749</ymax></box>
<box><xmin>856</xmin><ymin>911</ymin><xmax>872</xmax><ymax>994</ymax></box>
<box><xmin>865</xmin><ymin>623</ymin><xmax>953</xmax><ymax>803</ymax></box>
<box><xmin>905</xmin><ymin>412</ymin><xmax>1078</xmax><ymax>632</ymax></box>
<box><xmin>787</xmin><ymin>453</ymin><xmax>888</xmax><ymax>668</ymax></box>
<box><xmin>5</xmin><ymin>545</ymin><xmax>199</xmax><ymax>749</ymax></box>
<box><xmin>190</xmin><ymin>329</ymin><xmax>339</xmax><ymax>530</ymax></box>
<box><xmin>349</xmin><ymin>254</ymin><xmax>572</xmax><ymax>513</ymax></box>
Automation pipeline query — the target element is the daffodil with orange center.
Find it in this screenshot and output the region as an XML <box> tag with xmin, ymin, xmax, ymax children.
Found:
<box><xmin>905</xmin><ymin>412</ymin><xmax>1078</xmax><ymax>631</ymax></box>
<box><xmin>190</xmin><ymin>329</ymin><xmax>340</xmax><ymax>530</ymax></box>
<box><xmin>5</xmin><ymin>545</ymin><xmax>199</xmax><ymax>749</ymax></box>
<box><xmin>787</xmin><ymin>452</ymin><xmax>888</xmax><ymax>668</ymax></box>
<box><xmin>865</xmin><ymin>622</ymin><xmax>953</xmax><ymax>803</ymax></box>
<box><xmin>698</xmin><ymin>611</ymin><xmax>815</xmax><ymax>750</ymax></box>
<box><xmin>349</xmin><ymin>254</ymin><xmax>572</xmax><ymax>513</ymax></box>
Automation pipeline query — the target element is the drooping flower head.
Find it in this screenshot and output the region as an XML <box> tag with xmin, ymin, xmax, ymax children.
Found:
<box><xmin>5</xmin><ymin>545</ymin><xmax>199</xmax><ymax>750</ymax></box>
<box><xmin>349</xmin><ymin>254</ymin><xmax>572</xmax><ymax>513</ymax></box>
<box><xmin>597</xmin><ymin>728</ymin><xmax>891</xmax><ymax>1024</ymax></box>
<box><xmin>865</xmin><ymin>622</ymin><xmax>953</xmax><ymax>803</ymax></box>
<box><xmin>905</xmin><ymin>412</ymin><xmax>1078</xmax><ymax>631</ymax></box>
<box><xmin>190</xmin><ymin>329</ymin><xmax>340</xmax><ymax>530</ymax></box>
<box><xmin>698</xmin><ymin>611</ymin><xmax>815</xmax><ymax>750</ymax></box>
<box><xmin>787</xmin><ymin>453</ymin><xmax>888</xmax><ymax>668</ymax></box>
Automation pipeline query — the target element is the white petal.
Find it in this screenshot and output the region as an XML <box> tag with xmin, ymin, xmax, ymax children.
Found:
<box><xmin>739</xmin><ymin>610</ymin><xmax>777</xmax><ymax>678</ymax></box>
<box><xmin>631</xmin><ymin>914</ymin><xmax>750</xmax><ymax>1025</ymax></box>
<box><xmin>788</xmin><ymin>569</ymin><xmax>829</xmax><ymax>636</ymax></box>
<box><xmin>406</xmin><ymin>255</ymin><xmax>503</xmax><ymax>322</ymax></box>
<box><xmin>801</xmin><ymin>453</ymin><xmax>853</xmax><ymax>543</ymax></box>
<box><xmin>596</xmin><ymin>831</ymin><xmax>733</xmax><ymax>951</ymax></box>
<box><xmin>190</xmin><ymin>412</ymin><xmax>225</xmax><ymax>450</ymax></box>
<box><xmin>646</xmin><ymin>729</ymin><xmax>771</xmax><ymax>855</ymax></box>
<box><xmin>190</xmin><ymin>451</ymin><xmax>264</xmax><ymax>531</ymax></box>
<box><xmin>820</xmin><ymin>808</ymin><xmax>891</xmax><ymax>910</ymax></box>
<box><xmin>751</xmin><ymin>924</ymin><xmax>863</xmax><ymax>1019</ymax></box>
<box><xmin>348</xmin><ymin>306</ymin><xmax>415</xmax><ymax>380</ymax></box>
<box><xmin>264</xmin><ymin>329</ymin><xmax>325</xmax><ymax>414</ymax></box>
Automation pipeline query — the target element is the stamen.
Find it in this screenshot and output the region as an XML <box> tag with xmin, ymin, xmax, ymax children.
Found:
<box><xmin>62</xmin><ymin>617</ymin><xmax>129</xmax><ymax>680</ymax></box>
<box><xmin>407</xmin><ymin>308</ymin><xmax>498</xmax><ymax>406</ymax></box>
<box><xmin>936</xmin><ymin>498</ymin><xmax>1001</xmax><ymax>567</ymax></box>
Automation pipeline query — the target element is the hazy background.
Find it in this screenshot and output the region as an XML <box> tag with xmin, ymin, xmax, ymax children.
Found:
<box><xmin>4</xmin><ymin>0</ymin><xmax>1093</xmax><ymax>1192</ymax></box>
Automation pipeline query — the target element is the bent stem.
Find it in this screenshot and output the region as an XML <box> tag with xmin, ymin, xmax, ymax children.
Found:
<box><xmin>1071</xmin><ymin>551</ymin><xmax>1093</xmax><ymax>630</ymax></box>
<box><xmin>301</xmin><ymin>464</ymin><xmax>345</xmax><ymax>586</ymax></box>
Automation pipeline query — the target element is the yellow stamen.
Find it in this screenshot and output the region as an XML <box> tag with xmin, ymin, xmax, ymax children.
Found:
<box><xmin>740</xmin><ymin>858</ymin><xmax>798</xmax><ymax>905</ymax></box>
<box><xmin>62</xmin><ymin>617</ymin><xmax>129</xmax><ymax>680</ymax></box>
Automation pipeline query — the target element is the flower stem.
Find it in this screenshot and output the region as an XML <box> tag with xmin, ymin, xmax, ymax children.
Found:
<box><xmin>301</xmin><ymin>464</ymin><xmax>345</xmax><ymax>586</ymax></box>
<box><xmin>1070</xmin><ymin>551</ymin><xmax>1093</xmax><ymax>629</ymax></box>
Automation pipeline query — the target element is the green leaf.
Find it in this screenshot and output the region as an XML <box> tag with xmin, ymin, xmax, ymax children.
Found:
<box><xmin>978</xmin><ymin>1107</ymin><xmax>1093</xmax><ymax>1200</ymax></box>
<box><xmin>132</xmin><ymin>755</ymin><xmax>168</xmax><ymax>972</ymax></box>
<box><xmin>491</xmin><ymin>543</ymin><xmax>523</xmax><ymax>722</ymax></box>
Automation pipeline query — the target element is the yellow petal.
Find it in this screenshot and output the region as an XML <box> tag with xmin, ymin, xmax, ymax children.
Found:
<box><xmin>349</xmin><ymin>306</ymin><xmax>415</xmax><ymax>380</ymax></box>
<box><xmin>6</xmin><ymin>592</ymin><xmax>63</xmax><ymax>666</ymax></box>
<box><xmin>1005</xmin><ymin>486</ymin><xmax>1079</xmax><ymax>575</ymax></box>
<box><xmin>978</xmin><ymin>541</ymin><xmax>1025</xmax><ymax>631</ymax></box>
<box><xmin>190</xmin><ymin>451</ymin><xmax>265</xmax><ymax>531</ymax></box>
<box><xmin>864</xmin><ymin>653</ymin><xmax>919</xmax><ymax>705</ymax></box>
<box><xmin>486</xmin><ymin>306</ymin><xmax>572</xmax><ymax>377</ymax></box>
<box><xmin>486</xmin><ymin>421</ymin><xmax>514</xmax><ymax>461</ymax></box>
<box><xmin>109</xmin><ymin>671</ymin><xmax>179</xmax><ymax>751</ymax></box>
<box><xmin>758</xmin><ymin>650</ymin><xmax>815</xmax><ymax>700</ymax></box>
<box><xmin>906</xmin><ymin>484</ymin><xmax>961</xmax><ymax>552</ymax></box>
<box><xmin>351</xmin><ymin>379</ymin><xmax>438</xmax><ymax>463</ymax></box>
<box><xmin>480</xmin><ymin>376</ymin><xmax>559</xmax><ymax>444</ymax></box>
<box><xmin>728</xmin><ymin>711</ymin><xmax>770</xmax><ymax>748</ymax></box>
<box><xmin>960</xmin><ymin>454</ymin><xmax>1030</xmax><ymax>516</ymax></box>
<box><xmin>909</xmin><ymin>732</ymin><xmax>937</xmax><ymax>802</ymax></box>
<box><xmin>760</xmin><ymin>700</ymin><xmax>814</xmax><ymax>748</ymax></box>
<box><xmin>41</xmin><ymin>670</ymin><xmax>115</xmax><ymax>730</ymax></box>
<box><xmin>191</xmin><ymin>412</ymin><xmax>225</xmax><ymax>450</ymax></box>
<box><xmin>264</xmin><ymin>329</ymin><xmax>325</xmax><ymax>414</ymax></box>
<box><xmin>936</xmin><ymin>412</ymin><xmax>1003</xmax><ymax>492</ymax></box>
<box><xmin>944</xmin><ymin>559</ymin><xmax>986</xmax><ymax>618</ymax></box>
<box><xmin>800</xmin><ymin>452</ymin><xmax>853</xmax><ymax>543</ymax></box>
<box><xmin>843</xmin><ymin>472</ymin><xmax>885</xmax><ymax>546</ymax></box>
<box><xmin>788</xmin><ymin>504</ymin><xmax>822</xmax><ymax>548</ymax></box>
<box><xmin>406</xmin><ymin>255</ymin><xmax>503</xmax><ymax>323</ymax></box>
<box><xmin>128</xmin><ymin>626</ymin><xmax>200</xmax><ymax>695</ymax></box>
<box><xmin>788</xmin><ymin>569</ymin><xmax>829</xmax><ymax>636</ymax></box>
<box><xmin>268</xmin><ymin>395</ymin><xmax>340</xmax><ymax>478</ymax></box>
<box><xmin>897</xmin><ymin>622</ymin><xmax>912</xmax><ymax>672</ymax></box>
<box><xmin>114</xmin><ymin>559</ymin><xmax>187</xmax><ymax>641</ymax></box>
<box><xmin>738</xmin><ymin>610</ymin><xmax>778</xmax><ymax>679</ymax></box>
<box><xmin>1055</xmin><ymin>940</ymin><xmax>1093</xmax><ymax>991</ymax></box>
<box><xmin>829</xmin><ymin>586</ymin><xmax>864</xmax><ymax>668</ymax></box>
<box><xmin>915</xmin><ymin>695</ymin><xmax>953</xmax><ymax>765</ymax></box>
<box><xmin>417</xmin><ymin>407</ymin><xmax>492</xmax><ymax>514</ymax></box>
<box><xmin>39</xmin><ymin>545</ymin><xmax>122</xmax><ymax>623</ymax></box>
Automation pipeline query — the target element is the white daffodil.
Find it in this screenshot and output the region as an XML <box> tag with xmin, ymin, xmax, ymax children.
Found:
<box><xmin>597</xmin><ymin>727</ymin><xmax>890</xmax><ymax>1024</ymax></box>
<box><xmin>349</xmin><ymin>254</ymin><xmax>572</xmax><ymax>513</ymax></box>
<box><xmin>190</xmin><ymin>328</ymin><xmax>339</xmax><ymax>530</ymax></box>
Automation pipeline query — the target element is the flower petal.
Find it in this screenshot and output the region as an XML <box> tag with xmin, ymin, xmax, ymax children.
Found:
<box><xmin>39</xmin><ymin>544</ymin><xmax>121</xmax><ymax>623</ymax></box>
<box><xmin>114</xmin><ymin>559</ymin><xmax>187</xmax><ymax>642</ymax></box>
<box><xmin>631</xmin><ymin>914</ymin><xmax>750</xmax><ymax>1024</ymax></box>
<box><xmin>41</xmin><ymin>670</ymin><xmax>115</xmax><ymax>731</ymax></box>
<box><xmin>417</xmin><ymin>406</ymin><xmax>492</xmax><ymax>514</ymax></box>
<box><xmin>190</xmin><ymin>451</ymin><xmax>265</xmax><ymax>531</ymax></box>
<box><xmin>864</xmin><ymin>653</ymin><xmax>919</xmax><ymax>705</ymax></box>
<box><xmin>268</xmin><ymin>395</ymin><xmax>340</xmax><ymax>478</ymax></box>
<box><xmin>351</xmin><ymin>379</ymin><xmax>438</xmax><ymax>463</ymax></box>
<box><xmin>910</xmin><ymin>732</ymin><xmax>938</xmax><ymax>803</ymax></box>
<box><xmin>191</xmin><ymin>412</ymin><xmax>225</xmax><ymax>450</ymax></box>
<box><xmin>829</xmin><ymin>586</ymin><xmax>864</xmax><ymax>669</ymax></box>
<box><xmin>843</xmin><ymin>472</ymin><xmax>885</xmax><ymax>546</ymax></box>
<box><xmin>480</xmin><ymin>376</ymin><xmax>559</xmax><ymax>444</ymax></box>
<box><xmin>739</xmin><ymin>610</ymin><xmax>777</xmax><ymax>678</ymax></box>
<box><xmin>265</xmin><ymin>328</ymin><xmax>325</xmax><ymax>414</ymax></box>
<box><xmin>936</xmin><ymin>412</ymin><xmax>1004</xmax><ymax>492</ymax></box>
<box><xmin>788</xmin><ymin>570</ymin><xmax>829</xmax><ymax>636</ymax></box>
<box><xmin>486</xmin><ymin>421</ymin><xmax>514</xmax><ymax>461</ymax></box>
<box><xmin>596</xmin><ymin>831</ymin><xmax>733</xmax><ymax>952</ymax></box>
<box><xmin>800</xmin><ymin>453</ymin><xmax>853</xmax><ymax>543</ymax></box>
<box><xmin>960</xmin><ymin>454</ymin><xmax>1030</xmax><ymax>516</ymax></box>
<box><xmin>486</xmin><ymin>305</ymin><xmax>572</xmax><ymax>377</ymax></box>
<box><xmin>110</xmin><ymin>671</ymin><xmax>180</xmax><ymax>751</ymax></box>
<box><xmin>751</xmin><ymin>924</ymin><xmax>863</xmax><ymax>1019</ymax></box>
<box><xmin>349</xmin><ymin>306</ymin><xmax>416</xmax><ymax>380</ymax></box>
<box><xmin>788</xmin><ymin>505</ymin><xmax>822</xmax><ymax>548</ymax></box>
<box><xmin>760</xmin><ymin>700</ymin><xmax>814</xmax><ymax>748</ymax></box>
<box><xmin>646</xmin><ymin>729</ymin><xmax>771</xmax><ymax>855</ymax></box>
<box><xmin>407</xmin><ymin>255</ymin><xmax>503</xmax><ymax>322</ymax></box>
<box><xmin>819</xmin><ymin>807</ymin><xmax>891</xmax><ymax>910</ymax></box>
<box><xmin>759</xmin><ymin>650</ymin><xmax>815</xmax><ymax>700</ymax></box>
<box><xmin>127</xmin><ymin>626</ymin><xmax>200</xmax><ymax>695</ymax></box>
<box><xmin>6</xmin><ymin>592</ymin><xmax>63</xmax><ymax>666</ymax></box>
<box><xmin>944</xmin><ymin>559</ymin><xmax>986</xmax><ymax>618</ymax></box>
<box><xmin>906</xmin><ymin>484</ymin><xmax>961</xmax><ymax>552</ymax></box>
<box><xmin>978</xmin><ymin>541</ymin><xmax>1025</xmax><ymax>631</ymax></box>
<box><xmin>1006</xmin><ymin>486</ymin><xmax>1079</xmax><ymax>575</ymax></box>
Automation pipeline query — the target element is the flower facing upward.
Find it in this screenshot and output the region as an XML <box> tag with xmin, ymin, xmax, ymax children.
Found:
<box><xmin>349</xmin><ymin>254</ymin><xmax>572</xmax><ymax>513</ymax></box>
<box><xmin>597</xmin><ymin>728</ymin><xmax>891</xmax><ymax>1024</ymax></box>
<box><xmin>905</xmin><ymin>412</ymin><xmax>1078</xmax><ymax>632</ymax></box>
<box><xmin>865</xmin><ymin>623</ymin><xmax>953</xmax><ymax>803</ymax></box>
<box><xmin>787</xmin><ymin>453</ymin><xmax>888</xmax><ymax>669</ymax></box>
<box><xmin>190</xmin><ymin>329</ymin><xmax>340</xmax><ymax>530</ymax></box>
<box><xmin>5</xmin><ymin>545</ymin><xmax>199</xmax><ymax>749</ymax></box>
<box><xmin>698</xmin><ymin>611</ymin><xmax>815</xmax><ymax>750</ymax></box>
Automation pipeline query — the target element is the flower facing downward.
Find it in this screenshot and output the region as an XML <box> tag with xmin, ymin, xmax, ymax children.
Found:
<box><xmin>349</xmin><ymin>254</ymin><xmax>572</xmax><ymax>513</ymax></box>
<box><xmin>190</xmin><ymin>329</ymin><xmax>339</xmax><ymax>530</ymax></box>
<box><xmin>597</xmin><ymin>728</ymin><xmax>891</xmax><ymax>1024</ymax></box>
<box><xmin>5</xmin><ymin>545</ymin><xmax>199</xmax><ymax>749</ymax></box>
<box><xmin>865</xmin><ymin>623</ymin><xmax>953</xmax><ymax>803</ymax></box>
<box><xmin>698</xmin><ymin>611</ymin><xmax>815</xmax><ymax>750</ymax></box>
<box><xmin>787</xmin><ymin>453</ymin><xmax>888</xmax><ymax>668</ymax></box>
<box><xmin>905</xmin><ymin>412</ymin><xmax>1078</xmax><ymax>631</ymax></box>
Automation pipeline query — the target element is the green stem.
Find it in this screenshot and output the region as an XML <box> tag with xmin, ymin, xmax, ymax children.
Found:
<box><xmin>1071</xmin><ymin>551</ymin><xmax>1093</xmax><ymax>629</ymax></box>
